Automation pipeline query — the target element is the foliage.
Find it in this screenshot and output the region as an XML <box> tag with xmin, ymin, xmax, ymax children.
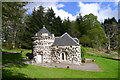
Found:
<box><xmin>2</xmin><ymin>49</ymin><xmax>31</xmax><ymax>64</ymax></box>
<box><xmin>76</xmin><ymin>13</ymin><xmax>107</xmax><ymax>49</ymax></box>
<box><xmin>2</xmin><ymin>4</ymin><xmax>118</xmax><ymax>51</ymax></box>
<box><xmin>103</xmin><ymin>17</ymin><xmax>118</xmax><ymax>52</ymax></box>
<box><xmin>2</xmin><ymin>2</ymin><xmax>28</xmax><ymax>49</ymax></box>
<box><xmin>80</xmin><ymin>35</ymin><xmax>91</xmax><ymax>47</ymax></box>
<box><xmin>87</xmin><ymin>27</ymin><xmax>107</xmax><ymax>48</ymax></box>
<box><xmin>81</xmin><ymin>46</ymin><xmax>86</xmax><ymax>58</ymax></box>
<box><xmin>2</xmin><ymin>53</ymin><xmax>28</xmax><ymax>64</ymax></box>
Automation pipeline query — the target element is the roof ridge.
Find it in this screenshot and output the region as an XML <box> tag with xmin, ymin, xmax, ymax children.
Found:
<box><xmin>65</xmin><ymin>33</ymin><xmax>79</xmax><ymax>45</ymax></box>
<box><xmin>61</xmin><ymin>32</ymin><xmax>68</xmax><ymax>38</ymax></box>
<box><xmin>61</xmin><ymin>33</ymin><xmax>79</xmax><ymax>45</ymax></box>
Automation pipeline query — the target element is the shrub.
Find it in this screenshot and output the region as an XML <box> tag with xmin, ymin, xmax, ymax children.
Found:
<box><xmin>81</xmin><ymin>46</ymin><xmax>86</xmax><ymax>58</ymax></box>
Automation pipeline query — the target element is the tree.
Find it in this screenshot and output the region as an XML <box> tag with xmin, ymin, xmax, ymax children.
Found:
<box><xmin>103</xmin><ymin>17</ymin><xmax>118</xmax><ymax>52</ymax></box>
<box><xmin>118</xmin><ymin>19</ymin><xmax>120</xmax><ymax>56</ymax></box>
<box><xmin>83</xmin><ymin>13</ymin><xmax>101</xmax><ymax>34</ymax></box>
<box><xmin>30</xmin><ymin>6</ymin><xmax>46</xmax><ymax>34</ymax></box>
<box><xmin>19</xmin><ymin>14</ymin><xmax>32</xmax><ymax>49</ymax></box>
<box><xmin>80</xmin><ymin>35</ymin><xmax>91</xmax><ymax>47</ymax></box>
<box><xmin>54</xmin><ymin>16</ymin><xmax>63</xmax><ymax>36</ymax></box>
<box><xmin>62</xmin><ymin>17</ymin><xmax>71</xmax><ymax>35</ymax></box>
<box><xmin>22</xmin><ymin>7</ymin><xmax>64</xmax><ymax>48</ymax></box>
<box><xmin>45</xmin><ymin>8</ymin><xmax>56</xmax><ymax>32</ymax></box>
<box><xmin>45</xmin><ymin>8</ymin><xmax>63</xmax><ymax>36</ymax></box>
<box><xmin>87</xmin><ymin>27</ymin><xmax>107</xmax><ymax>49</ymax></box>
<box><xmin>2</xmin><ymin>2</ymin><xmax>28</xmax><ymax>49</ymax></box>
<box><xmin>75</xmin><ymin>13</ymin><xmax>83</xmax><ymax>37</ymax></box>
<box><xmin>75</xmin><ymin>13</ymin><xmax>106</xmax><ymax>49</ymax></box>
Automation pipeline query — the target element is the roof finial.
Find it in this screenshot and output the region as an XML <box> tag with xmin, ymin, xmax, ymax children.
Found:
<box><xmin>43</xmin><ymin>25</ymin><xmax>45</xmax><ymax>28</ymax></box>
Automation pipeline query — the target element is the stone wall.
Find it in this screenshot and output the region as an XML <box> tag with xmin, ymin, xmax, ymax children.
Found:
<box><xmin>32</xmin><ymin>37</ymin><xmax>81</xmax><ymax>65</ymax></box>
<box><xmin>51</xmin><ymin>46</ymin><xmax>81</xmax><ymax>65</ymax></box>
<box><xmin>32</xmin><ymin>36</ymin><xmax>54</xmax><ymax>63</ymax></box>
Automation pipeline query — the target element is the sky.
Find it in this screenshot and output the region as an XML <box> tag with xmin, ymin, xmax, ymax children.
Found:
<box><xmin>24</xmin><ymin>1</ymin><xmax>119</xmax><ymax>22</ymax></box>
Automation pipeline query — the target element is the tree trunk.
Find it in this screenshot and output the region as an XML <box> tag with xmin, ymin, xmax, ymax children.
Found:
<box><xmin>12</xmin><ymin>42</ymin><xmax>15</xmax><ymax>49</ymax></box>
<box><xmin>12</xmin><ymin>30</ymin><xmax>17</xmax><ymax>49</ymax></box>
<box><xmin>107</xmin><ymin>40</ymin><xmax>111</xmax><ymax>53</ymax></box>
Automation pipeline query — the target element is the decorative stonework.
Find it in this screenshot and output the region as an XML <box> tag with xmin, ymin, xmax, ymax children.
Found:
<box><xmin>51</xmin><ymin>46</ymin><xmax>81</xmax><ymax>64</ymax></box>
<box><xmin>32</xmin><ymin>26</ymin><xmax>81</xmax><ymax>65</ymax></box>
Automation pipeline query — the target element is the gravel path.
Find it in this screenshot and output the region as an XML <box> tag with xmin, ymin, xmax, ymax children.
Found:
<box><xmin>2</xmin><ymin>60</ymin><xmax>102</xmax><ymax>71</ymax></box>
<box><xmin>32</xmin><ymin>62</ymin><xmax>103</xmax><ymax>71</ymax></box>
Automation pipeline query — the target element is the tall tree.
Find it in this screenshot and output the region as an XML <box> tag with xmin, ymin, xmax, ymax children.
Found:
<box><xmin>118</xmin><ymin>19</ymin><xmax>120</xmax><ymax>56</ymax></box>
<box><xmin>75</xmin><ymin>13</ymin><xmax>83</xmax><ymax>37</ymax></box>
<box><xmin>103</xmin><ymin>17</ymin><xmax>118</xmax><ymax>52</ymax></box>
<box><xmin>45</xmin><ymin>8</ymin><xmax>64</xmax><ymax>36</ymax></box>
<box><xmin>30</xmin><ymin>6</ymin><xmax>46</xmax><ymax>34</ymax></box>
<box><xmin>23</xmin><ymin>7</ymin><xmax>63</xmax><ymax>48</ymax></box>
<box><xmin>87</xmin><ymin>27</ymin><xmax>107</xmax><ymax>49</ymax></box>
<box><xmin>62</xmin><ymin>17</ymin><xmax>71</xmax><ymax>35</ymax></box>
<box><xmin>76</xmin><ymin>13</ymin><xmax>106</xmax><ymax>49</ymax></box>
<box><xmin>45</xmin><ymin>8</ymin><xmax>56</xmax><ymax>34</ymax></box>
<box><xmin>54</xmin><ymin>16</ymin><xmax>63</xmax><ymax>36</ymax></box>
<box><xmin>2</xmin><ymin>2</ymin><xmax>27</xmax><ymax>49</ymax></box>
<box><xmin>21</xmin><ymin>6</ymin><xmax>46</xmax><ymax>49</ymax></box>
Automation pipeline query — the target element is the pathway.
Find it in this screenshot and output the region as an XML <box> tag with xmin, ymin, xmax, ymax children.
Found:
<box><xmin>2</xmin><ymin>60</ymin><xmax>103</xmax><ymax>71</ymax></box>
<box><xmin>32</xmin><ymin>62</ymin><xmax>103</xmax><ymax>71</ymax></box>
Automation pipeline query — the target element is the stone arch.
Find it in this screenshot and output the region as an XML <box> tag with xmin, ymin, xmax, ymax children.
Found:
<box><xmin>60</xmin><ymin>51</ymin><xmax>68</xmax><ymax>61</ymax></box>
<box><xmin>60</xmin><ymin>52</ymin><xmax>66</xmax><ymax>61</ymax></box>
<box><xmin>62</xmin><ymin>53</ymin><xmax>64</xmax><ymax>60</ymax></box>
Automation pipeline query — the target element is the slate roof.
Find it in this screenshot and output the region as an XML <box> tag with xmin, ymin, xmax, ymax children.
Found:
<box><xmin>52</xmin><ymin>33</ymin><xmax>79</xmax><ymax>46</ymax></box>
<box><xmin>35</xmin><ymin>26</ymin><xmax>79</xmax><ymax>46</ymax></box>
<box><xmin>36</xmin><ymin>26</ymin><xmax>52</xmax><ymax>36</ymax></box>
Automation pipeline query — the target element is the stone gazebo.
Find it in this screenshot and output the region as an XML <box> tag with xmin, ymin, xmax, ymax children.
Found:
<box><xmin>32</xmin><ymin>26</ymin><xmax>81</xmax><ymax>65</ymax></box>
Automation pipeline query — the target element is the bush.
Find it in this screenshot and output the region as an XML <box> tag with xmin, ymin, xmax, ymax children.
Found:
<box><xmin>26</xmin><ymin>53</ymin><xmax>34</xmax><ymax>60</ymax></box>
<box><xmin>81</xmin><ymin>46</ymin><xmax>86</xmax><ymax>58</ymax></box>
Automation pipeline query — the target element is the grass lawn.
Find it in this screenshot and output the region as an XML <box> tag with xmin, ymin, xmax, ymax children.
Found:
<box><xmin>2</xmin><ymin>48</ymin><xmax>119</xmax><ymax>78</ymax></box>
<box><xmin>85</xmin><ymin>47</ymin><xmax>118</xmax><ymax>58</ymax></box>
<box><xmin>2</xmin><ymin>54</ymin><xmax>119</xmax><ymax>78</ymax></box>
<box><xmin>2</xmin><ymin>49</ymin><xmax>31</xmax><ymax>64</ymax></box>
<box><xmin>2</xmin><ymin>53</ymin><xmax>29</xmax><ymax>64</ymax></box>
<box><xmin>2</xmin><ymin>49</ymin><xmax>32</xmax><ymax>53</ymax></box>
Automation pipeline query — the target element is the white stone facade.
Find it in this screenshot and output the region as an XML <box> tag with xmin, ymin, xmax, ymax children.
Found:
<box><xmin>32</xmin><ymin>27</ymin><xmax>81</xmax><ymax>65</ymax></box>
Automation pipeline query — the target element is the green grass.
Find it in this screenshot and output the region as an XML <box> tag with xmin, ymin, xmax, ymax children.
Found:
<box><xmin>2</xmin><ymin>53</ymin><xmax>29</xmax><ymax>64</ymax></box>
<box><xmin>2</xmin><ymin>48</ymin><xmax>119</xmax><ymax>78</ymax></box>
<box><xmin>84</xmin><ymin>47</ymin><xmax>118</xmax><ymax>58</ymax></box>
<box><xmin>84</xmin><ymin>54</ymin><xmax>118</xmax><ymax>73</ymax></box>
<box><xmin>2</xmin><ymin>49</ymin><xmax>32</xmax><ymax>64</ymax></box>
<box><xmin>2</xmin><ymin>54</ymin><xmax>119</xmax><ymax>78</ymax></box>
<box><xmin>2</xmin><ymin>49</ymin><xmax>32</xmax><ymax>53</ymax></box>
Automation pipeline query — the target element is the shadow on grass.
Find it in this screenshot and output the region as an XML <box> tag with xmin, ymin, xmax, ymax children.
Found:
<box><xmin>2</xmin><ymin>64</ymin><xmax>29</xmax><ymax>79</ymax></box>
<box><xmin>2</xmin><ymin>51</ymin><xmax>29</xmax><ymax>64</ymax></box>
<box><xmin>2</xmin><ymin>51</ymin><xmax>32</xmax><ymax>79</ymax></box>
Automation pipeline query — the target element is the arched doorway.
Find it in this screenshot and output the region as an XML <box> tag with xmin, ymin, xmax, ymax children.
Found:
<box><xmin>60</xmin><ymin>52</ymin><xmax>67</xmax><ymax>62</ymax></box>
<box><xmin>62</xmin><ymin>53</ymin><xmax>64</xmax><ymax>60</ymax></box>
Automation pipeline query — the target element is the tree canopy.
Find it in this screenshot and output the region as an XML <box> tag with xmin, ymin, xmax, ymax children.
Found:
<box><xmin>2</xmin><ymin>4</ymin><xmax>118</xmax><ymax>52</ymax></box>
